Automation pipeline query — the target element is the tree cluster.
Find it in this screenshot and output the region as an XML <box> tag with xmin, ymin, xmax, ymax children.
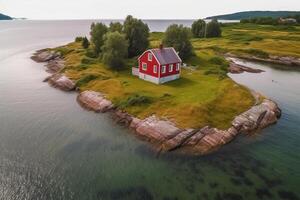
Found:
<box><xmin>241</xmin><ymin>16</ymin><xmax>299</xmax><ymax>25</ymax></box>
<box><xmin>87</xmin><ymin>16</ymin><xmax>150</xmax><ymax>69</ymax></box>
<box><xmin>163</xmin><ymin>24</ymin><xmax>193</xmax><ymax>60</ymax></box>
<box><xmin>191</xmin><ymin>19</ymin><xmax>222</xmax><ymax>38</ymax></box>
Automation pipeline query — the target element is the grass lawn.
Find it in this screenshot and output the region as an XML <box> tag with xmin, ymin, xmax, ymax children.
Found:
<box><xmin>54</xmin><ymin>24</ymin><xmax>300</xmax><ymax>130</ymax></box>
<box><xmin>191</xmin><ymin>23</ymin><xmax>300</xmax><ymax>59</ymax></box>
<box><xmin>55</xmin><ymin>42</ymin><xmax>254</xmax><ymax>130</ymax></box>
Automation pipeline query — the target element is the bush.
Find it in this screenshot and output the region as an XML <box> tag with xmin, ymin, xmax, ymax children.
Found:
<box><xmin>101</xmin><ymin>32</ymin><xmax>129</xmax><ymax>69</ymax></box>
<box><xmin>118</xmin><ymin>94</ymin><xmax>152</xmax><ymax>108</ymax></box>
<box><xmin>242</xmin><ymin>49</ymin><xmax>269</xmax><ymax>58</ymax></box>
<box><xmin>81</xmin><ymin>57</ymin><xmax>98</xmax><ymax>65</ymax></box>
<box><xmin>85</xmin><ymin>49</ymin><xmax>98</xmax><ymax>58</ymax></box>
<box><xmin>75</xmin><ymin>74</ymin><xmax>98</xmax><ymax>87</ymax></box>
<box><xmin>163</xmin><ymin>24</ymin><xmax>193</xmax><ymax>60</ymax></box>
<box><xmin>192</xmin><ymin>19</ymin><xmax>206</xmax><ymax>38</ymax></box>
<box><xmin>206</xmin><ymin>19</ymin><xmax>222</xmax><ymax>38</ymax></box>
<box><xmin>82</xmin><ymin>37</ymin><xmax>90</xmax><ymax>49</ymax></box>
<box><xmin>75</xmin><ymin>37</ymin><xmax>84</xmax><ymax>42</ymax></box>
<box><xmin>90</xmin><ymin>22</ymin><xmax>108</xmax><ymax>55</ymax></box>
<box><xmin>109</xmin><ymin>22</ymin><xmax>123</xmax><ymax>33</ymax></box>
<box><xmin>124</xmin><ymin>15</ymin><xmax>150</xmax><ymax>57</ymax></box>
<box><xmin>209</xmin><ymin>56</ymin><xmax>226</xmax><ymax>65</ymax></box>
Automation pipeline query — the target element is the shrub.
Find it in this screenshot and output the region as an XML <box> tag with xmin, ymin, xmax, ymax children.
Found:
<box><xmin>75</xmin><ymin>74</ymin><xmax>98</xmax><ymax>87</ymax></box>
<box><xmin>85</xmin><ymin>49</ymin><xmax>98</xmax><ymax>58</ymax></box>
<box><xmin>90</xmin><ymin>22</ymin><xmax>108</xmax><ymax>55</ymax></box>
<box><xmin>81</xmin><ymin>57</ymin><xmax>98</xmax><ymax>65</ymax></box>
<box><xmin>101</xmin><ymin>32</ymin><xmax>129</xmax><ymax>69</ymax></box>
<box><xmin>123</xmin><ymin>15</ymin><xmax>150</xmax><ymax>57</ymax></box>
<box><xmin>118</xmin><ymin>94</ymin><xmax>152</xmax><ymax>108</ymax></box>
<box><xmin>192</xmin><ymin>19</ymin><xmax>206</xmax><ymax>38</ymax></box>
<box><xmin>209</xmin><ymin>56</ymin><xmax>226</xmax><ymax>65</ymax></box>
<box><xmin>82</xmin><ymin>37</ymin><xmax>90</xmax><ymax>49</ymax></box>
<box><xmin>163</xmin><ymin>24</ymin><xmax>193</xmax><ymax>60</ymax></box>
<box><xmin>109</xmin><ymin>22</ymin><xmax>123</xmax><ymax>33</ymax></box>
<box><xmin>242</xmin><ymin>49</ymin><xmax>269</xmax><ymax>58</ymax></box>
<box><xmin>206</xmin><ymin>19</ymin><xmax>222</xmax><ymax>38</ymax></box>
<box><xmin>75</xmin><ymin>37</ymin><xmax>84</xmax><ymax>42</ymax></box>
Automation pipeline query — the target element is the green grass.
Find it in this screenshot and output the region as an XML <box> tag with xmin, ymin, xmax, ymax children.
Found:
<box><xmin>191</xmin><ymin>23</ymin><xmax>300</xmax><ymax>58</ymax></box>
<box><xmin>53</xmin><ymin>23</ymin><xmax>300</xmax><ymax>129</ymax></box>
<box><xmin>52</xmin><ymin>40</ymin><xmax>256</xmax><ymax>130</ymax></box>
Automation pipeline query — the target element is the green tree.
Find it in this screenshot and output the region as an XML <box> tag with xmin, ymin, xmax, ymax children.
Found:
<box><xmin>82</xmin><ymin>37</ymin><xmax>90</xmax><ymax>49</ymax></box>
<box><xmin>109</xmin><ymin>22</ymin><xmax>123</xmax><ymax>33</ymax></box>
<box><xmin>163</xmin><ymin>24</ymin><xmax>193</xmax><ymax>60</ymax></box>
<box><xmin>123</xmin><ymin>15</ymin><xmax>149</xmax><ymax>58</ymax></box>
<box><xmin>191</xmin><ymin>19</ymin><xmax>206</xmax><ymax>38</ymax></box>
<box><xmin>206</xmin><ymin>19</ymin><xmax>222</xmax><ymax>38</ymax></box>
<box><xmin>101</xmin><ymin>32</ymin><xmax>129</xmax><ymax>69</ymax></box>
<box><xmin>90</xmin><ymin>22</ymin><xmax>108</xmax><ymax>55</ymax></box>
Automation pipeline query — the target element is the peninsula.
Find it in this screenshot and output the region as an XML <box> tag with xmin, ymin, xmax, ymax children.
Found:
<box><xmin>30</xmin><ymin>17</ymin><xmax>289</xmax><ymax>155</ymax></box>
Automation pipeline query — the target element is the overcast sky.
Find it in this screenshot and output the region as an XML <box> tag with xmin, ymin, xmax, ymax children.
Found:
<box><xmin>1</xmin><ymin>0</ymin><xmax>299</xmax><ymax>19</ymax></box>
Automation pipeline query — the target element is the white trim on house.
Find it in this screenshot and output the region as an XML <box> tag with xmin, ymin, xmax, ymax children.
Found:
<box><xmin>148</xmin><ymin>53</ymin><xmax>152</xmax><ymax>61</ymax></box>
<box><xmin>162</xmin><ymin>65</ymin><xmax>166</xmax><ymax>74</ymax></box>
<box><xmin>142</xmin><ymin>62</ymin><xmax>147</xmax><ymax>70</ymax></box>
<box><xmin>153</xmin><ymin>65</ymin><xmax>157</xmax><ymax>73</ymax></box>
<box><xmin>169</xmin><ymin>64</ymin><xmax>173</xmax><ymax>72</ymax></box>
<box><xmin>138</xmin><ymin>72</ymin><xmax>180</xmax><ymax>84</ymax></box>
<box><xmin>176</xmin><ymin>63</ymin><xmax>180</xmax><ymax>71</ymax></box>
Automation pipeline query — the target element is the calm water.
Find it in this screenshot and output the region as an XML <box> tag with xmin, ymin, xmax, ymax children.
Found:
<box><xmin>0</xmin><ymin>20</ymin><xmax>299</xmax><ymax>200</ymax></box>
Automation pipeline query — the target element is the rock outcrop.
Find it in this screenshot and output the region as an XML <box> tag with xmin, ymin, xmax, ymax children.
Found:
<box><xmin>226</xmin><ymin>53</ymin><xmax>300</xmax><ymax>67</ymax></box>
<box><xmin>45</xmin><ymin>74</ymin><xmax>75</xmax><ymax>91</ymax></box>
<box><xmin>31</xmin><ymin>49</ymin><xmax>61</xmax><ymax>63</ymax></box>
<box><xmin>74</xmin><ymin>89</ymin><xmax>281</xmax><ymax>155</ymax></box>
<box><xmin>128</xmin><ymin>99</ymin><xmax>281</xmax><ymax>155</ymax></box>
<box><xmin>228</xmin><ymin>61</ymin><xmax>265</xmax><ymax>74</ymax></box>
<box><xmin>227</xmin><ymin>58</ymin><xmax>265</xmax><ymax>74</ymax></box>
<box><xmin>77</xmin><ymin>91</ymin><xmax>114</xmax><ymax>113</ymax></box>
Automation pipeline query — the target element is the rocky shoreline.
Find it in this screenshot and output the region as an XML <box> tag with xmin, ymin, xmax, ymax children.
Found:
<box><xmin>225</xmin><ymin>53</ymin><xmax>300</xmax><ymax>67</ymax></box>
<box><xmin>32</xmin><ymin>49</ymin><xmax>281</xmax><ymax>155</ymax></box>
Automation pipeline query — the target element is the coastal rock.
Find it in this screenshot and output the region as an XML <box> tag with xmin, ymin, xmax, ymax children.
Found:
<box><xmin>47</xmin><ymin>74</ymin><xmax>75</xmax><ymax>91</ymax></box>
<box><xmin>45</xmin><ymin>58</ymin><xmax>65</xmax><ymax>73</ymax></box>
<box><xmin>112</xmin><ymin>110</ymin><xmax>133</xmax><ymax>126</ymax></box>
<box><xmin>227</xmin><ymin>59</ymin><xmax>265</xmax><ymax>74</ymax></box>
<box><xmin>77</xmin><ymin>91</ymin><xmax>114</xmax><ymax>113</ymax></box>
<box><xmin>134</xmin><ymin>116</ymin><xmax>181</xmax><ymax>143</ymax></box>
<box><xmin>232</xmin><ymin>99</ymin><xmax>281</xmax><ymax>133</ymax></box>
<box><xmin>31</xmin><ymin>50</ymin><xmax>60</xmax><ymax>63</ymax></box>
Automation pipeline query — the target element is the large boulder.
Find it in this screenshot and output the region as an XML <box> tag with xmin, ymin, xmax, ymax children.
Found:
<box><xmin>232</xmin><ymin>99</ymin><xmax>281</xmax><ymax>133</ymax></box>
<box><xmin>133</xmin><ymin>116</ymin><xmax>181</xmax><ymax>143</ymax></box>
<box><xmin>45</xmin><ymin>58</ymin><xmax>65</xmax><ymax>73</ymax></box>
<box><xmin>77</xmin><ymin>91</ymin><xmax>114</xmax><ymax>113</ymax></box>
<box><xmin>31</xmin><ymin>50</ymin><xmax>60</xmax><ymax>63</ymax></box>
<box><xmin>45</xmin><ymin>74</ymin><xmax>75</xmax><ymax>91</ymax></box>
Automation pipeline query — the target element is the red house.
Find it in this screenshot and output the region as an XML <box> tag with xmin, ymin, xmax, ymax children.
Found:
<box><xmin>132</xmin><ymin>46</ymin><xmax>182</xmax><ymax>84</ymax></box>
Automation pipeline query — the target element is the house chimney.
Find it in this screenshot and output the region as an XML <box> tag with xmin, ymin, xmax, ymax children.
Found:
<box><xmin>159</xmin><ymin>44</ymin><xmax>163</xmax><ymax>50</ymax></box>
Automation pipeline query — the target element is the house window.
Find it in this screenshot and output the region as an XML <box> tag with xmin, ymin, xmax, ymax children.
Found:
<box><xmin>169</xmin><ymin>64</ymin><xmax>173</xmax><ymax>72</ymax></box>
<box><xmin>162</xmin><ymin>65</ymin><xmax>166</xmax><ymax>73</ymax></box>
<box><xmin>148</xmin><ymin>53</ymin><xmax>152</xmax><ymax>61</ymax></box>
<box><xmin>142</xmin><ymin>63</ymin><xmax>147</xmax><ymax>71</ymax></box>
<box><xmin>176</xmin><ymin>63</ymin><xmax>180</xmax><ymax>71</ymax></box>
<box><xmin>153</xmin><ymin>65</ymin><xmax>157</xmax><ymax>73</ymax></box>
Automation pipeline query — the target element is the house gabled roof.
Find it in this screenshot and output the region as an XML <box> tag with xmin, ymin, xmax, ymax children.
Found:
<box><xmin>138</xmin><ymin>47</ymin><xmax>182</xmax><ymax>65</ymax></box>
<box><xmin>150</xmin><ymin>47</ymin><xmax>182</xmax><ymax>65</ymax></box>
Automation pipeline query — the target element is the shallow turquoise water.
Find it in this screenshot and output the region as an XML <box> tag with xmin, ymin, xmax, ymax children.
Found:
<box><xmin>0</xmin><ymin>20</ymin><xmax>299</xmax><ymax>200</ymax></box>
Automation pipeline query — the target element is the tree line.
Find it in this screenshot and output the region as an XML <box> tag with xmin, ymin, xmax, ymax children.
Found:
<box><xmin>76</xmin><ymin>17</ymin><xmax>222</xmax><ymax>69</ymax></box>
<box><xmin>240</xmin><ymin>15</ymin><xmax>300</xmax><ymax>25</ymax></box>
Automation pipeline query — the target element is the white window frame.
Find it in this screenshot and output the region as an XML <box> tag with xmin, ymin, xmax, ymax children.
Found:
<box><xmin>176</xmin><ymin>63</ymin><xmax>180</xmax><ymax>71</ymax></box>
<box><xmin>153</xmin><ymin>65</ymin><xmax>157</xmax><ymax>73</ymax></box>
<box><xmin>148</xmin><ymin>53</ymin><xmax>152</xmax><ymax>61</ymax></box>
<box><xmin>142</xmin><ymin>62</ymin><xmax>147</xmax><ymax>71</ymax></box>
<box><xmin>162</xmin><ymin>65</ymin><xmax>166</xmax><ymax>74</ymax></box>
<box><xmin>169</xmin><ymin>64</ymin><xmax>173</xmax><ymax>72</ymax></box>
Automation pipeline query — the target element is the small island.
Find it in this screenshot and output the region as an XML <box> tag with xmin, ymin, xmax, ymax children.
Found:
<box><xmin>30</xmin><ymin>15</ymin><xmax>298</xmax><ymax>155</ymax></box>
